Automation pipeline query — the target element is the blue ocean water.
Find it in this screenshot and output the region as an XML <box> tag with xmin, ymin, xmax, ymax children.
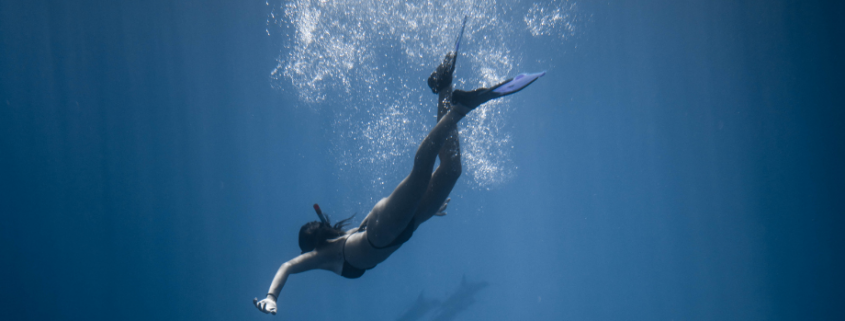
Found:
<box><xmin>1</xmin><ymin>0</ymin><xmax>843</xmax><ymax>320</ymax></box>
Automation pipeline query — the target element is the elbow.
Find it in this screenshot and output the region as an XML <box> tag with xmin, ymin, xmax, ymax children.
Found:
<box><xmin>279</xmin><ymin>262</ymin><xmax>292</xmax><ymax>273</ymax></box>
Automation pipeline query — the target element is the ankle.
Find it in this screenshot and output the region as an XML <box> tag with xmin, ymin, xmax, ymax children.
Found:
<box><xmin>451</xmin><ymin>104</ymin><xmax>472</xmax><ymax>117</ymax></box>
<box><xmin>451</xmin><ymin>88</ymin><xmax>488</xmax><ymax>110</ymax></box>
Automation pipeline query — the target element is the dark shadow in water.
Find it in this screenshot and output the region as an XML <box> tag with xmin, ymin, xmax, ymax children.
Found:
<box><xmin>396</xmin><ymin>276</ymin><xmax>489</xmax><ymax>321</ymax></box>
<box><xmin>396</xmin><ymin>292</ymin><xmax>441</xmax><ymax>321</ymax></box>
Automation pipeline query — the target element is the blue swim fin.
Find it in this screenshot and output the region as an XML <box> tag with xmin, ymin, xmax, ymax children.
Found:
<box><xmin>452</xmin><ymin>71</ymin><xmax>546</xmax><ymax>110</ymax></box>
<box><xmin>492</xmin><ymin>71</ymin><xmax>546</xmax><ymax>94</ymax></box>
<box><xmin>455</xmin><ymin>15</ymin><xmax>468</xmax><ymax>53</ymax></box>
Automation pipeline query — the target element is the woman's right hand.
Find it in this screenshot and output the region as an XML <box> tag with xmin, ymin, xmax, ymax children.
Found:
<box><xmin>253</xmin><ymin>297</ymin><xmax>277</xmax><ymax>315</ymax></box>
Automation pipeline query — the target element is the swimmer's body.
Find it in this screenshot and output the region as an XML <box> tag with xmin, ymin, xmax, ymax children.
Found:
<box><xmin>254</xmin><ymin>21</ymin><xmax>543</xmax><ymax>315</ymax></box>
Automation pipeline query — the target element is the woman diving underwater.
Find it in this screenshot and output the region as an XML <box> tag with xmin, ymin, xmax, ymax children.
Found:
<box><xmin>254</xmin><ymin>17</ymin><xmax>544</xmax><ymax>315</ymax></box>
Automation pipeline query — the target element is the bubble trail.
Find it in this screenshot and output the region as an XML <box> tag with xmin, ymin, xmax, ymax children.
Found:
<box><xmin>268</xmin><ymin>0</ymin><xmax>582</xmax><ymax>192</ymax></box>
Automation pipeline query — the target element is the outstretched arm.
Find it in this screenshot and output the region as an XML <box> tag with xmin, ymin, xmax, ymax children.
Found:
<box><xmin>254</xmin><ymin>252</ymin><xmax>323</xmax><ymax>315</ymax></box>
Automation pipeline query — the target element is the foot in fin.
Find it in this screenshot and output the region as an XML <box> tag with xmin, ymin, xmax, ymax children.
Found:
<box><xmin>428</xmin><ymin>52</ymin><xmax>457</xmax><ymax>94</ymax></box>
<box><xmin>428</xmin><ymin>15</ymin><xmax>469</xmax><ymax>94</ymax></box>
<box><xmin>451</xmin><ymin>71</ymin><xmax>546</xmax><ymax>111</ymax></box>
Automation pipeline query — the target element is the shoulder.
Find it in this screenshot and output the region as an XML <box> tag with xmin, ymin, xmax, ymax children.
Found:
<box><xmin>287</xmin><ymin>243</ymin><xmax>343</xmax><ymax>274</ymax></box>
<box><xmin>319</xmin><ymin>237</ymin><xmax>347</xmax><ymax>260</ymax></box>
<box><xmin>317</xmin><ymin>238</ymin><xmax>346</xmax><ymax>274</ymax></box>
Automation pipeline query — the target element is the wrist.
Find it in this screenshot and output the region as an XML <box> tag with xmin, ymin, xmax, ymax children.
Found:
<box><xmin>266</xmin><ymin>293</ymin><xmax>277</xmax><ymax>301</ymax></box>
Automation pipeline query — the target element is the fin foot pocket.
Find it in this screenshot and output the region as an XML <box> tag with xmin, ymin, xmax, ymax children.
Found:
<box><xmin>429</xmin><ymin>16</ymin><xmax>467</xmax><ymax>94</ymax></box>
<box><xmin>428</xmin><ymin>52</ymin><xmax>457</xmax><ymax>94</ymax></box>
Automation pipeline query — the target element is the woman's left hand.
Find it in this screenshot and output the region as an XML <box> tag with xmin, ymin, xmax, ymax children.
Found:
<box><xmin>434</xmin><ymin>198</ymin><xmax>450</xmax><ymax>216</ymax></box>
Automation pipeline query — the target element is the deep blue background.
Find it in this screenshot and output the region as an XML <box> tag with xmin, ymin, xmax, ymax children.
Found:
<box><xmin>1</xmin><ymin>0</ymin><xmax>843</xmax><ymax>320</ymax></box>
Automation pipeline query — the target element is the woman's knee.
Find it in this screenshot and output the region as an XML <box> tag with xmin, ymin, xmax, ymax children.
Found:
<box><xmin>441</xmin><ymin>158</ymin><xmax>462</xmax><ymax>180</ymax></box>
<box><xmin>439</xmin><ymin>147</ymin><xmax>462</xmax><ymax>176</ymax></box>
<box><xmin>411</xmin><ymin>154</ymin><xmax>434</xmax><ymax>177</ymax></box>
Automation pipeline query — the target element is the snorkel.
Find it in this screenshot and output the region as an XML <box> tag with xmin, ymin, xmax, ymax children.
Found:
<box><xmin>313</xmin><ymin>203</ymin><xmax>329</xmax><ymax>225</ymax></box>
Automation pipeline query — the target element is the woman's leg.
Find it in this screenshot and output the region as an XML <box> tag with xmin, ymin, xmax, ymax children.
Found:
<box><xmin>365</xmin><ymin>103</ymin><xmax>467</xmax><ymax>247</ymax></box>
<box><xmin>412</xmin><ymin>89</ymin><xmax>462</xmax><ymax>227</ymax></box>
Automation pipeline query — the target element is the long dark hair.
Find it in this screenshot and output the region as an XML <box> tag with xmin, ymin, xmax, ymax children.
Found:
<box><xmin>298</xmin><ymin>204</ymin><xmax>355</xmax><ymax>254</ymax></box>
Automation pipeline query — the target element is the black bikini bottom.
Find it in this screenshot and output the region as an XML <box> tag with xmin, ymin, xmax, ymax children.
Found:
<box><xmin>341</xmin><ymin>218</ymin><xmax>416</xmax><ymax>279</ymax></box>
<box><xmin>341</xmin><ymin>260</ymin><xmax>367</xmax><ymax>279</ymax></box>
<box><xmin>369</xmin><ymin>217</ymin><xmax>416</xmax><ymax>249</ymax></box>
